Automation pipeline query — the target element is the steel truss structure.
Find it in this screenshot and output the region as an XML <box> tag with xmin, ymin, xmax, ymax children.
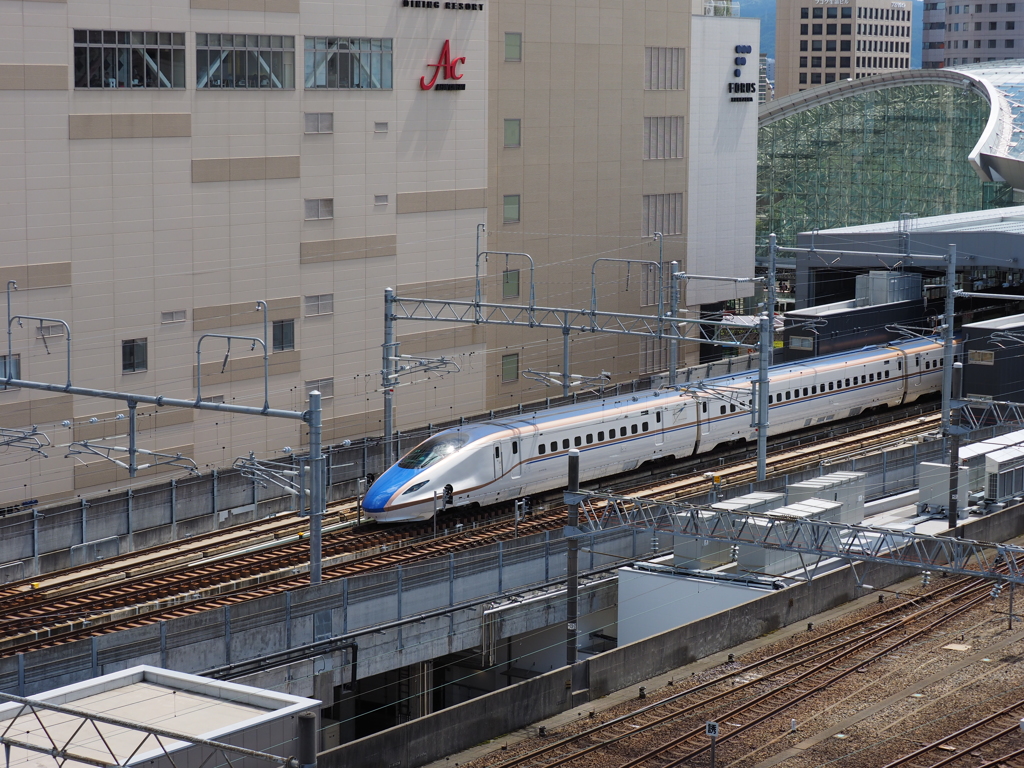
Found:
<box><xmin>0</xmin><ymin>691</ymin><xmax>302</xmax><ymax>768</ymax></box>
<box><xmin>567</xmin><ymin>490</ymin><xmax>1024</xmax><ymax>585</ymax></box>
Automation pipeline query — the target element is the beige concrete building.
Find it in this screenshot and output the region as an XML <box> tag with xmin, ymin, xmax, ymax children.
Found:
<box><xmin>775</xmin><ymin>0</ymin><xmax>913</xmax><ymax>98</ymax></box>
<box><xmin>0</xmin><ymin>0</ymin><xmax>758</xmax><ymax>506</ymax></box>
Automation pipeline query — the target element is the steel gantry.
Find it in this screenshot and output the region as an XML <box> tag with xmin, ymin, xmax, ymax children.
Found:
<box><xmin>565</xmin><ymin>489</ymin><xmax>1024</xmax><ymax>585</ymax></box>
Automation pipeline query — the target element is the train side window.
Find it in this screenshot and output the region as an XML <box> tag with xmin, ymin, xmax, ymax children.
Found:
<box><xmin>924</xmin><ymin>360</ymin><xmax>929</xmax><ymax>369</ymax></box>
<box><xmin>586</xmin><ymin>434</ymin><xmax>594</xmax><ymax>444</ymax></box>
<box><xmin>786</xmin><ymin>391</ymin><xmax>791</xmax><ymax>400</ymax></box>
<box><xmin>642</xmin><ymin>421</ymin><xmax>648</xmax><ymax>431</ymax></box>
<box><xmin>898</xmin><ymin>360</ymin><xmax>903</xmax><ymax>370</ymax></box>
<box><xmin>803</xmin><ymin>387</ymin><xmax>808</xmax><ymax>396</ymax></box>
<box><xmin>551</xmin><ymin>441</ymin><xmax>558</xmax><ymax>452</ymax></box>
<box><xmin>702</xmin><ymin>402</ymin><xmax>707</xmax><ymax>413</ymax></box>
<box><xmin>562</xmin><ymin>439</ymin><xmax>569</xmax><ymax>450</ymax></box>
<box><xmin>827</xmin><ymin>382</ymin><xmax>833</xmax><ymax>391</ymax></box>
<box><xmin>495</xmin><ymin>446</ymin><xmax>500</xmax><ymax>459</ymax></box>
<box><xmin>512</xmin><ymin>441</ymin><xmax>518</xmax><ymax>454</ymax></box>
<box><xmin>844</xmin><ymin>378</ymin><xmax>850</xmax><ymax>387</ymax></box>
<box><xmin>538</xmin><ymin>444</ymin><xmax>546</xmax><ymax>455</ymax></box>
<box><xmin>884</xmin><ymin>370</ymin><xmax>889</xmax><ymax>379</ymax></box>
<box><xmin>598</xmin><ymin>431</ymin><xmax>605</xmax><ymax>441</ymax></box>
<box><xmin>720</xmin><ymin>405</ymin><xmax>727</xmax><ymax>415</ymax></box>
<box><xmin>811</xmin><ymin>385</ymin><xmax>816</xmax><ymax>394</ymax></box>
<box><xmin>768</xmin><ymin>394</ymin><xmax>773</xmax><ymax>404</ymax></box>
<box><xmin>940</xmin><ymin>357</ymin><xmax>943</xmax><ymax>366</ymax></box>
<box><xmin>631</xmin><ymin>423</ymin><xmax>638</xmax><ymax>434</ymax></box>
<box><xmin>730</xmin><ymin>404</ymin><xmax>736</xmax><ymax>413</ymax></box>
<box><xmin>574</xmin><ymin>436</ymin><xmax>582</xmax><ymax>447</ymax></box>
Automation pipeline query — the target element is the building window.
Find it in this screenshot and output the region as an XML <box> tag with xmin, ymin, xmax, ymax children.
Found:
<box><xmin>1006</xmin><ymin>38</ymin><xmax>1016</xmax><ymax>46</ymax></box>
<box><xmin>989</xmin><ymin>38</ymin><xmax>998</xmax><ymax>46</ymax></box>
<box><xmin>272</xmin><ymin>319</ymin><xmax>295</xmax><ymax>352</ymax></box>
<box><xmin>501</xmin><ymin>353</ymin><xmax>519</xmax><ymax>382</ymax></box>
<box><xmin>811</xmin><ymin>72</ymin><xmax>822</xmax><ymax>83</ymax></box>
<box><xmin>374</xmin><ymin>121</ymin><xmax>389</xmax><ymax>133</ymax></box>
<box><xmin>197</xmin><ymin>34</ymin><xmax>295</xmax><ymax>88</ymax></box>
<box><xmin>976</xmin><ymin>20</ymin><xmax>983</xmax><ymax>29</ymax></box>
<box><xmin>504</xmin><ymin>118</ymin><xmax>521</xmax><ymax>148</ymax></box>
<box><xmin>801</xmin><ymin>23</ymin><xmax>809</xmax><ymax>34</ymax></box>
<box><xmin>801</xmin><ymin>7</ymin><xmax>809</xmax><ymax>17</ymax></box>
<box><xmin>305</xmin><ymin>294</ymin><xmax>334</xmax><ymax>316</ymax></box>
<box><xmin>813</xmin><ymin>6</ymin><xmax>823</xmax><ymax>16</ymax></box>
<box><xmin>1007</xmin><ymin>20</ymin><xmax>1016</xmax><ymax>29</ymax></box>
<box><xmin>122</xmin><ymin>339</ymin><xmax>148</xmax><ymax>373</ymax></box>
<box><xmin>643</xmin><ymin>116</ymin><xmax>684</xmax><ymax>159</ymax></box>
<box><xmin>811</xmin><ymin>56</ymin><xmax>822</xmax><ymax>66</ymax></box>
<box><xmin>0</xmin><ymin>354</ymin><xmax>20</xmax><ymax>389</ymax></box>
<box><xmin>842</xmin><ymin>7</ymin><xmax>852</xmax><ymax>17</ymax></box>
<box><xmin>503</xmin><ymin>269</ymin><xmax>520</xmax><ymax>299</ymax></box>
<box><xmin>1009</xmin><ymin>4</ymin><xmax>1016</xmax><ymax>11</ymax></box>
<box><xmin>303</xmin><ymin>37</ymin><xmax>392</xmax><ymax>89</ymax></box>
<box><xmin>826</xmin><ymin>23</ymin><xmax>837</xmax><ymax>33</ymax></box>
<box><xmin>825</xmin><ymin>72</ymin><xmax>836</xmax><ymax>82</ymax></box>
<box><xmin>639</xmin><ymin>337</ymin><xmax>666</xmax><ymax>374</ymax></box>
<box><xmin>812</xmin><ymin>40</ymin><xmax>823</xmax><ymax>50</ymax></box>
<box><xmin>799</xmin><ymin>72</ymin><xmax>808</xmax><ymax>83</ymax></box>
<box><xmin>304</xmin><ymin>113</ymin><xmax>334</xmax><ymax>133</ymax></box>
<box><xmin>812</xmin><ymin>23</ymin><xmax>823</xmax><ymax>33</ymax></box>
<box><xmin>74</xmin><ymin>30</ymin><xmax>186</xmax><ymax>89</ymax></box>
<box><xmin>841</xmin><ymin>23</ymin><xmax>852</xmax><ymax>33</ymax></box>
<box><xmin>800</xmin><ymin>56</ymin><xmax>808</xmax><ymax>67</ymax></box>
<box><xmin>305</xmin><ymin>377</ymin><xmax>334</xmax><ymax>399</ymax></box>
<box><xmin>641</xmin><ymin>193</ymin><xmax>683</xmax><ymax>236</ymax></box>
<box><xmin>644</xmin><ymin>47</ymin><xmax>685</xmax><ymax>89</ymax></box>
<box><xmin>503</xmin><ymin>195</ymin><xmax>521</xmax><ymax>224</ymax></box>
<box><xmin>801</xmin><ymin>40</ymin><xmax>809</xmax><ymax>50</ymax></box>
<box><xmin>641</xmin><ymin>263</ymin><xmax>660</xmax><ymax>306</ymax></box>
<box><xmin>826</xmin><ymin>39</ymin><xmax>837</xmax><ymax>50</ymax></box>
<box><xmin>990</xmin><ymin>20</ymin><xmax>999</xmax><ymax>28</ymax></box>
<box><xmin>505</xmin><ymin>32</ymin><xmax>522</xmax><ymax>61</ymax></box>
<box><xmin>841</xmin><ymin>39</ymin><xmax>851</xmax><ymax>50</ymax></box>
<box><xmin>825</xmin><ymin>56</ymin><xmax>836</xmax><ymax>66</ymax></box>
<box><xmin>840</xmin><ymin>56</ymin><xmax>850</xmax><ymax>66</ymax></box>
<box><xmin>304</xmin><ymin>199</ymin><xmax>334</xmax><ymax>220</ymax></box>
<box><xmin>374</xmin><ymin>194</ymin><xmax>389</xmax><ymax>205</ymax></box>
<box><xmin>161</xmin><ymin>310</ymin><xmax>186</xmax><ymax>324</ymax></box>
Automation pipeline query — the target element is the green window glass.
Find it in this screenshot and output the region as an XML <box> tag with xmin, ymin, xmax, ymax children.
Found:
<box><xmin>504</xmin><ymin>118</ymin><xmax>521</xmax><ymax>147</ymax></box>
<box><xmin>503</xmin><ymin>194</ymin><xmax>521</xmax><ymax>223</ymax></box>
<box><xmin>501</xmin><ymin>353</ymin><xmax>519</xmax><ymax>382</ymax></box>
<box><xmin>505</xmin><ymin>32</ymin><xmax>522</xmax><ymax>61</ymax></box>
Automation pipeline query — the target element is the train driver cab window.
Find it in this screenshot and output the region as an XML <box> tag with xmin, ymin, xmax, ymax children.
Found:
<box><xmin>551</xmin><ymin>441</ymin><xmax>557</xmax><ymax>452</ymax></box>
<box><xmin>598</xmin><ymin>431</ymin><xmax>605</xmax><ymax>441</ymax></box>
<box><xmin>538</xmin><ymin>444</ymin><xmax>546</xmax><ymax>455</ymax></box>
<box><xmin>586</xmin><ymin>434</ymin><xmax>594</xmax><ymax>444</ymax></box>
<box><xmin>512</xmin><ymin>441</ymin><xmax>518</xmax><ymax>454</ymax></box>
<box><xmin>574</xmin><ymin>436</ymin><xmax>582</xmax><ymax>447</ymax></box>
<box><xmin>562</xmin><ymin>439</ymin><xmax>570</xmax><ymax>449</ymax></box>
<box><xmin>631</xmin><ymin>423</ymin><xmax>638</xmax><ymax>434</ymax></box>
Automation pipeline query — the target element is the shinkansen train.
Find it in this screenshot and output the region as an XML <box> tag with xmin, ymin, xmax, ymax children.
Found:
<box><xmin>363</xmin><ymin>337</ymin><xmax>954</xmax><ymax>522</ymax></box>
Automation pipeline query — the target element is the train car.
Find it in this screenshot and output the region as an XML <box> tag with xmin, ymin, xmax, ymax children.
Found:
<box><xmin>362</xmin><ymin>337</ymin><xmax>953</xmax><ymax>522</ymax></box>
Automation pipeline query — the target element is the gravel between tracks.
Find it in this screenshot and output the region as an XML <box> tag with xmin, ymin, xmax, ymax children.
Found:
<box><xmin>451</xmin><ymin>576</ymin><xmax>1024</xmax><ymax>768</ymax></box>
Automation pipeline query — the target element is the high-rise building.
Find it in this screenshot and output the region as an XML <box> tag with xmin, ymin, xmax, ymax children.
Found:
<box><xmin>922</xmin><ymin>1</ymin><xmax>948</xmax><ymax>67</ymax></box>
<box><xmin>775</xmin><ymin>0</ymin><xmax>913</xmax><ymax>98</ymax></box>
<box><xmin>933</xmin><ymin>1</ymin><xmax>1024</xmax><ymax>67</ymax></box>
<box><xmin>0</xmin><ymin>0</ymin><xmax>759</xmax><ymax>506</ymax></box>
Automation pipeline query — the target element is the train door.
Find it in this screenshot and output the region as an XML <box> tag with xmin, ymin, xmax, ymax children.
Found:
<box><xmin>700</xmin><ymin>401</ymin><xmax>711</xmax><ymax>435</ymax></box>
<box><xmin>655</xmin><ymin>410</ymin><xmax>664</xmax><ymax>447</ymax></box>
<box><xmin>509</xmin><ymin>438</ymin><xmax>522</xmax><ymax>480</ymax></box>
<box><xmin>492</xmin><ymin>442</ymin><xmax>503</xmax><ymax>479</ymax></box>
<box><xmin>912</xmin><ymin>353</ymin><xmax>923</xmax><ymax>388</ymax></box>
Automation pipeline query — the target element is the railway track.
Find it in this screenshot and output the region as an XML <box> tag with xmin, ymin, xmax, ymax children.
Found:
<box><xmin>480</xmin><ymin>572</ymin><xmax>1012</xmax><ymax>768</ymax></box>
<box><xmin>0</xmin><ymin>404</ymin><xmax>941</xmax><ymax>657</ymax></box>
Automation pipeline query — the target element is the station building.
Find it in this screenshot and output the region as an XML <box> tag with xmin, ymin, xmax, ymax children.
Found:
<box><xmin>774</xmin><ymin>0</ymin><xmax>915</xmax><ymax>99</ymax></box>
<box><xmin>757</xmin><ymin>62</ymin><xmax>1024</xmax><ymax>265</ymax></box>
<box><xmin>0</xmin><ymin>0</ymin><xmax>758</xmax><ymax>505</ymax></box>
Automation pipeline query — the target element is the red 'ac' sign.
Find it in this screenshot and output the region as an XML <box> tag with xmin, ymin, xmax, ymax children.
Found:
<box><xmin>420</xmin><ymin>39</ymin><xmax>466</xmax><ymax>89</ymax></box>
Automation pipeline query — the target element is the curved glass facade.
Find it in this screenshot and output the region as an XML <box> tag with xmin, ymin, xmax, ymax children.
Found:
<box><xmin>757</xmin><ymin>83</ymin><xmax>1014</xmax><ymax>254</ymax></box>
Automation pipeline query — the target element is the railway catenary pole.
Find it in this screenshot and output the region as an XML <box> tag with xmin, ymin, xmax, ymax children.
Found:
<box><xmin>947</xmin><ymin>361</ymin><xmax>963</xmax><ymax>531</ymax></box>
<box><xmin>941</xmin><ymin>244</ymin><xmax>957</xmax><ymax>439</ymax></box>
<box><xmin>383</xmin><ymin>288</ymin><xmax>397</xmax><ymax>468</ymax></box>
<box><xmin>668</xmin><ymin>261</ymin><xmax>680</xmax><ymax>387</ymax></box>
<box><xmin>767</xmin><ymin>233</ymin><xmax>778</xmax><ymax>365</ymax></box>
<box><xmin>756</xmin><ymin>313</ymin><xmax>771</xmax><ymax>482</ymax></box>
<box><xmin>308</xmin><ymin>389</ymin><xmax>324</xmax><ymax>585</ymax></box>
<box><xmin>566</xmin><ymin>449</ymin><xmax>580</xmax><ymax>666</ymax></box>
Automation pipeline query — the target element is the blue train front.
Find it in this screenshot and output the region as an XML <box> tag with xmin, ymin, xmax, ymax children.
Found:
<box><xmin>362</xmin><ymin>430</ymin><xmax>476</xmax><ymax>522</ymax></box>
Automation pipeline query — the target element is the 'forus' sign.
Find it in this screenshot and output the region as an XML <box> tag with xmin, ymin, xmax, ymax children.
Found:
<box><xmin>728</xmin><ymin>44</ymin><xmax>756</xmax><ymax>102</ymax></box>
<box><xmin>421</xmin><ymin>40</ymin><xmax>466</xmax><ymax>90</ymax></box>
